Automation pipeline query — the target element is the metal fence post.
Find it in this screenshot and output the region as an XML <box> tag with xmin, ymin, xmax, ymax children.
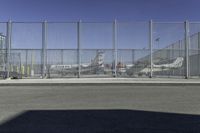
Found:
<box><xmin>149</xmin><ymin>20</ymin><xmax>153</xmax><ymax>78</ymax></box>
<box><xmin>178</xmin><ymin>40</ymin><xmax>181</xmax><ymax>57</ymax></box>
<box><xmin>113</xmin><ymin>19</ymin><xmax>117</xmax><ymax>77</ymax></box>
<box><xmin>185</xmin><ymin>21</ymin><xmax>190</xmax><ymax>79</ymax></box>
<box><xmin>178</xmin><ymin>40</ymin><xmax>182</xmax><ymax>75</ymax></box>
<box><xmin>25</xmin><ymin>49</ymin><xmax>28</xmax><ymax>76</ymax></box>
<box><xmin>77</xmin><ymin>20</ymin><xmax>81</xmax><ymax>78</ymax></box>
<box><xmin>61</xmin><ymin>49</ymin><xmax>63</xmax><ymax>65</ymax></box>
<box><xmin>172</xmin><ymin>44</ymin><xmax>175</xmax><ymax>58</ymax></box>
<box><xmin>198</xmin><ymin>32</ymin><xmax>200</xmax><ymax>76</ymax></box>
<box><xmin>132</xmin><ymin>49</ymin><xmax>135</xmax><ymax>64</ymax></box>
<box><xmin>42</xmin><ymin>21</ymin><xmax>47</xmax><ymax>78</ymax></box>
<box><xmin>5</xmin><ymin>20</ymin><xmax>12</xmax><ymax>79</ymax></box>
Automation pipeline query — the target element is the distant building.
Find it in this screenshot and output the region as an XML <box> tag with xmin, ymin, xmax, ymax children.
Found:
<box><xmin>0</xmin><ymin>33</ymin><xmax>6</xmax><ymax>50</ymax></box>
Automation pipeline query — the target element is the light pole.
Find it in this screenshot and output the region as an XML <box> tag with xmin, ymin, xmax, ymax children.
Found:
<box><xmin>155</xmin><ymin>37</ymin><xmax>161</xmax><ymax>61</ymax></box>
<box><xmin>155</xmin><ymin>37</ymin><xmax>160</xmax><ymax>49</ymax></box>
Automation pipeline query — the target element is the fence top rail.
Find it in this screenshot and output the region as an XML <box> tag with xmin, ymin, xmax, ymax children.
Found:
<box><xmin>0</xmin><ymin>21</ymin><xmax>199</xmax><ymax>23</ymax></box>
<box><xmin>0</xmin><ymin>21</ymin><xmax>148</xmax><ymax>23</ymax></box>
<box><xmin>1</xmin><ymin>48</ymin><xmax>198</xmax><ymax>51</ymax></box>
<box><xmin>189</xmin><ymin>22</ymin><xmax>200</xmax><ymax>24</ymax></box>
<box><xmin>9</xmin><ymin>48</ymin><xmax>140</xmax><ymax>50</ymax></box>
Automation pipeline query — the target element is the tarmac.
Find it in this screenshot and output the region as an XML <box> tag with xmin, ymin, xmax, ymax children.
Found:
<box><xmin>1</xmin><ymin>77</ymin><xmax>200</xmax><ymax>86</ymax></box>
<box><xmin>0</xmin><ymin>78</ymin><xmax>200</xmax><ymax>132</ymax></box>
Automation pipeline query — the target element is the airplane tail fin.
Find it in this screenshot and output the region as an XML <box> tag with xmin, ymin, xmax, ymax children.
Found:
<box><xmin>171</xmin><ymin>57</ymin><xmax>184</xmax><ymax>68</ymax></box>
<box><xmin>91</xmin><ymin>51</ymin><xmax>104</xmax><ymax>67</ymax></box>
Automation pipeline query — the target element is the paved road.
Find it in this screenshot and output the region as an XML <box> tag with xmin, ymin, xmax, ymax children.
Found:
<box><xmin>0</xmin><ymin>85</ymin><xmax>200</xmax><ymax>132</ymax></box>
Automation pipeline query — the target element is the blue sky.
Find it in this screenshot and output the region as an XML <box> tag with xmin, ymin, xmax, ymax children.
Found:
<box><xmin>0</xmin><ymin>0</ymin><xmax>200</xmax><ymax>49</ymax></box>
<box><xmin>1</xmin><ymin>0</ymin><xmax>200</xmax><ymax>21</ymax></box>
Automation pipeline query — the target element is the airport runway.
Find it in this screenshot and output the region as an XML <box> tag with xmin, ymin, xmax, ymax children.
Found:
<box><xmin>0</xmin><ymin>85</ymin><xmax>200</xmax><ymax>132</ymax></box>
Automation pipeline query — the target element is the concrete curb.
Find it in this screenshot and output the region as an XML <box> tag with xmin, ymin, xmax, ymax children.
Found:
<box><xmin>1</xmin><ymin>82</ymin><xmax>200</xmax><ymax>86</ymax></box>
<box><xmin>0</xmin><ymin>78</ymin><xmax>200</xmax><ymax>86</ymax></box>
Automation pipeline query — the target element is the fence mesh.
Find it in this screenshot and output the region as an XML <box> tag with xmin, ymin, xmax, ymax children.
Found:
<box><xmin>152</xmin><ymin>22</ymin><xmax>185</xmax><ymax>78</ymax></box>
<box><xmin>1</xmin><ymin>21</ymin><xmax>200</xmax><ymax>78</ymax></box>
<box><xmin>0</xmin><ymin>51</ymin><xmax>21</xmax><ymax>79</ymax></box>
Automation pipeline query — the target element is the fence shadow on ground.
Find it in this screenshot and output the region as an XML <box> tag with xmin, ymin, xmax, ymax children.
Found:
<box><xmin>0</xmin><ymin>109</ymin><xmax>199</xmax><ymax>133</ymax></box>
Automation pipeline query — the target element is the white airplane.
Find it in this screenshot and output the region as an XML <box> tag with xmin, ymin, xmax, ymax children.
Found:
<box><xmin>139</xmin><ymin>57</ymin><xmax>184</xmax><ymax>74</ymax></box>
<box><xmin>49</xmin><ymin>52</ymin><xmax>105</xmax><ymax>76</ymax></box>
<box><xmin>124</xmin><ymin>57</ymin><xmax>184</xmax><ymax>76</ymax></box>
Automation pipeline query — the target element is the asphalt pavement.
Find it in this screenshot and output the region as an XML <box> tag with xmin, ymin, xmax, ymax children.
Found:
<box><xmin>0</xmin><ymin>85</ymin><xmax>200</xmax><ymax>132</ymax></box>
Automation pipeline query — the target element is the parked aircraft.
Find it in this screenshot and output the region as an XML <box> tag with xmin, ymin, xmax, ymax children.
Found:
<box><xmin>48</xmin><ymin>51</ymin><xmax>105</xmax><ymax>76</ymax></box>
<box><xmin>138</xmin><ymin>57</ymin><xmax>184</xmax><ymax>75</ymax></box>
<box><xmin>125</xmin><ymin>57</ymin><xmax>184</xmax><ymax>76</ymax></box>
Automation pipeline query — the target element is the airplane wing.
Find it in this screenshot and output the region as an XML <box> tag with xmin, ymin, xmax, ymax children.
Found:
<box><xmin>153</xmin><ymin>57</ymin><xmax>184</xmax><ymax>69</ymax></box>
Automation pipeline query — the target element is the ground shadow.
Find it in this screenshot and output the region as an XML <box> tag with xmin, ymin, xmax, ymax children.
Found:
<box><xmin>0</xmin><ymin>110</ymin><xmax>200</xmax><ymax>133</ymax></box>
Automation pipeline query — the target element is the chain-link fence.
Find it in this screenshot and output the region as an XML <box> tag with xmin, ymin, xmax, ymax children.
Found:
<box><xmin>0</xmin><ymin>52</ymin><xmax>21</xmax><ymax>79</ymax></box>
<box><xmin>1</xmin><ymin>21</ymin><xmax>200</xmax><ymax>79</ymax></box>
